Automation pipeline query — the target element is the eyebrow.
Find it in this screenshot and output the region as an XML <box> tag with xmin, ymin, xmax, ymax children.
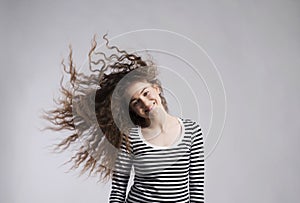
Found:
<box><xmin>130</xmin><ymin>87</ymin><xmax>148</xmax><ymax>103</ymax></box>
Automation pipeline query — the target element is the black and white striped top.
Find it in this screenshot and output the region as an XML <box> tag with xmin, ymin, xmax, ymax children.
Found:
<box><xmin>109</xmin><ymin>118</ymin><xmax>205</xmax><ymax>203</ymax></box>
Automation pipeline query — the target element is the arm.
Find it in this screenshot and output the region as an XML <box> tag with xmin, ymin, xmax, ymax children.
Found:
<box><xmin>189</xmin><ymin>121</ymin><xmax>205</xmax><ymax>203</ymax></box>
<box><xmin>109</xmin><ymin>136</ymin><xmax>133</xmax><ymax>203</ymax></box>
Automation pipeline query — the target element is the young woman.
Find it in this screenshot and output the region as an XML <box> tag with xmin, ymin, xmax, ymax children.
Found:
<box><xmin>42</xmin><ymin>34</ymin><xmax>205</xmax><ymax>202</ymax></box>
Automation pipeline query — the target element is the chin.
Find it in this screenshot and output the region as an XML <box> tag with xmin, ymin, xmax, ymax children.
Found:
<box><xmin>147</xmin><ymin>107</ymin><xmax>162</xmax><ymax>118</ymax></box>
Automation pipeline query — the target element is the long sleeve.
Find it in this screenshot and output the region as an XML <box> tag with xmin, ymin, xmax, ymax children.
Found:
<box><xmin>189</xmin><ymin>121</ymin><xmax>205</xmax><ymax>202</ymax></box>
<box><xmin>109</xmin><ymin>136</ymin><xmax>133</xmax><ymax>203</ymax></box>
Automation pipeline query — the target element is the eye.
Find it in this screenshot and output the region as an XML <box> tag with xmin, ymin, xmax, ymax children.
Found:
<box><xmin>131</xmin><ymin>99</ymin><xmax>141</xmax><ymax>107</ymax></box>
<box><xmin>132</xmin><ymin>101</ymin><xmax>138</xmax><ymax>106</ymax></box>
<box><xmin>143</xmin><ymin>91</ymin><xmax>149</xmax><ymax>97</ymax></box>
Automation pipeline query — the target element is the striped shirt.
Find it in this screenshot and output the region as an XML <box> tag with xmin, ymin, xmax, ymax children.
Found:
<box><xmin>109</xmin><ymin>118</ymin><xmax>205</xmax><ymax>203</ymax></box>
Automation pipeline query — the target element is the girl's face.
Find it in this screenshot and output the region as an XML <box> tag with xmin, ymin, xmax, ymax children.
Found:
<box><xmin>126</xmin><ymin>81</ymin><xmax>162</xmax><ymax>118</ymax></box>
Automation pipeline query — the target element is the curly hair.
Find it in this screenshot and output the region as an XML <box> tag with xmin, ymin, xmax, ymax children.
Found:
<box><xmin>41</xmin><ymin>34</ymin><xmax>168</xmax><ymax>182</ymax></box>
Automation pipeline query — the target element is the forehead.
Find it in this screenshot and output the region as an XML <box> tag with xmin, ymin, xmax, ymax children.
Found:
<box><xmin>125</xmin><ymin>81</ymin><xmax>151</xmax><ymax>100</ymax></box>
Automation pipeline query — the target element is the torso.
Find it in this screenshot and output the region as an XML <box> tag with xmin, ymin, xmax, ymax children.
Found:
<box><xmin>109</xmin><ymin>118</ymin><xmax>205</xmax><ymax>203</ymax></box>
<box><xmin>124</xmin><ymin>118</ymin><xmax>198</xmax><ymax>203</ymax></box>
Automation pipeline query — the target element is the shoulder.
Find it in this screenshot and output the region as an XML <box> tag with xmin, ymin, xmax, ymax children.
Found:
<box><xmin>124</xmin><ymin>126</ymin><xmax>140</xmax><ymax>145</ymax></box>
<box><xmin>179</xmin><ymin>117</ymin><xmax>202</xmax><ymax>130</ymax></box>
<box><xmin>179</xmin><ymin>117</ymin><xmax>203</xmax><ymax>141</ymax></box>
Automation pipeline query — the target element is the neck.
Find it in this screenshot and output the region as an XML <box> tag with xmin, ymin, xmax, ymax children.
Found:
<box><xmin>145</xmin><ymin>108</ymin><xmax>173</xmax><ymax>133</ymax></box>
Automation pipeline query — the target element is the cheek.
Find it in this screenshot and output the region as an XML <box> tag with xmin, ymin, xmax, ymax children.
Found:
<box><xmin>148</xmin><ymin>91</ymin><xmax>157</xmax><ymax>99</ymax></box>
<box><xmin>150</xmin><ymin>91</ymin><xmax>161</xmax><ymax>101</ymax></box>
<box><xmin>130</xmin><ymin>105</ymin><xmax>142</xmax><ymax>114</ymax></box>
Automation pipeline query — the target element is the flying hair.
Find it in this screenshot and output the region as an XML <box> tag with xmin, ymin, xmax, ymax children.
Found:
<box><xmin>40</xmin><ymin>34</ymin><xmax>168</xmax><ymax>182</ymax></box>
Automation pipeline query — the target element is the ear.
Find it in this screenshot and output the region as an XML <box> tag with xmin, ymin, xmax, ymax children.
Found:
<box><xmin>152</xmin><ymin>84</ymin><xmax>161</xmax><ymax>94</ymax></box>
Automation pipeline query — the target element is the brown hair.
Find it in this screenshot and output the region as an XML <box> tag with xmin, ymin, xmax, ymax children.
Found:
<box><xmin>41</xmin><ymin>34</ymin><xmax>168</xmax><ymax>182</ymax></box>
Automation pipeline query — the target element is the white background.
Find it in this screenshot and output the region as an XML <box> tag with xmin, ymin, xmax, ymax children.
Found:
<box><xmin>1</xmin><ymin>0</ymin><xmax>299</xmax><ymax>202</ymax></box>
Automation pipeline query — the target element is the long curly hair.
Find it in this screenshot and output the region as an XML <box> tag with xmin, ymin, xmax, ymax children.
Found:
<box><xmin>41</xmin><ymin>34</ymin><xmax>168</xmax><ymax>182</ymax></box>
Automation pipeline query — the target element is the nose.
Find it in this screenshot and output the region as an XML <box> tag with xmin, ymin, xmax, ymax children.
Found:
<box><xmin>140</xmin><ymin>97</ymin><xmax>152</xmax><ymax>108</ymax></box>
